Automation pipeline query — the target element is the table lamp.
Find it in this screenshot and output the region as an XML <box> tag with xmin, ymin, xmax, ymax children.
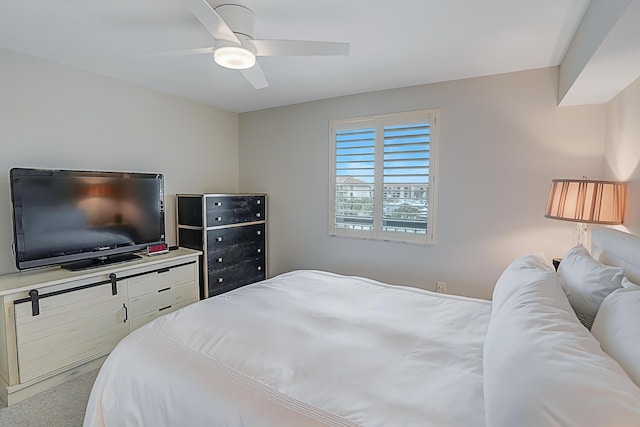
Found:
<box><xmin>545</xmin><ymin>178</ymin><xmax>625</xmax><ymax>246</ymax></box>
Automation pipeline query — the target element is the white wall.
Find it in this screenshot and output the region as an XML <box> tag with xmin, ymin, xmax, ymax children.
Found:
<box><xmin>604</xmin><ymin>75</ymin><xmax>640</xmax><ymax>234</ymax></box>
<box><xmin>239</xmin><ymin>67</ymin><xmax>606</xmax><ymax>299</ymax></box>
<box><xmin>0</xmin><ymin>48</ymin><xmax>239</xmax><ymax>275</ymax></box>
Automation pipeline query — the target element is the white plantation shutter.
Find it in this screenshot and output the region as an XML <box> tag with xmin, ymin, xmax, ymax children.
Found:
<box><xmin>382</xmin><ymin>123</ymin><xmax>430</xmax><ymax>235</ymax></box>
<box><xmin>334</xmin><ymin>127</ymin><xmax>375</xmax><ymax>232</ymax></box>
<box><xmin>329</xmin><ymin>110</ymin><xmax>438</xmax><ymax>244</ymax></box>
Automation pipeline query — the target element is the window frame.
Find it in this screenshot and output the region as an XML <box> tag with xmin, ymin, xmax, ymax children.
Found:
<box><xmin>328</xmin><ymin>109</ymin><xmax>439</xmax><ymax>245</ymax></box>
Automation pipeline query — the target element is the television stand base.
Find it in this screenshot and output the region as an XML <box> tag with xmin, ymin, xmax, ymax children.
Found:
<box><xmin>62</xmin><ymin>253</ymin><xmax>142</xmax><ymax>271</ymax></box>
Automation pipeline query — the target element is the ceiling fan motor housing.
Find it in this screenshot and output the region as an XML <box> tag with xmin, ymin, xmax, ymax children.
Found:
<box><xmin>214</xmin><ymin>4</ymin><xmax>255</xmax><ymax>40</ymax></box>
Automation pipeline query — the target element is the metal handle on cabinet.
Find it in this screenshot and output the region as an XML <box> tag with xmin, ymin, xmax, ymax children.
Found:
<box><xmin>217</xmin><ymin>257</ymin><xmax>223</xmax><ymax>263</ymax></box>
<box><xmin>123</xmin><ymin>303</ymin><xmax>128</xmax><ymax>323</ymax></box>
<box><xmin>216</xmin><ymin>237</ymin><xmax>223</xmax><ymax>242</ymax></box>
<box><xmin>214</xmin><ymin>201</ymin><xmax>222</xmax><ymax>207</ymax></box>
<box><xmin>256</xmin><ymin>230</ymin><xmax>261</xmax><ymax>235</ymax></box>
<box><xmin>157</xmin><ymin>268</ymin><xmax>171</xmax><ymax>274</ymax></box>
<box><xmin>215</xmin><ymin>217</ymin><xmax>222</xmax><ymax>222</ymax></box>
<box><xmin>256</xmin><ymin>212</ymin><xmax>261</xmax><ymax>218</ymax></box>
<box><xmin>29</xmin><ymin>289</ymin><xmax>40</xmax><ymax>317</ymax></box>
<box><xmin>159</xmin><ymin>305</ymin><xmax>172</xmax><ymax>312</ymax></box>
<box><xmin>257</xmin><ymin>248</ymin><xmax>262</xmax><ymax>253</ymax></box>
<box><xmin>218</xmin><ymin>278</ymin><xmax>224</xmax><ymax>283</ymax></box>
<box><xmin>109</xmin><ymin>273</ymin><xmax>118</xmax><ymax>296</ymax></box>
<box><xmin>158</xmin><ymin>287</ymin><xmax>171</xmax><ymax>293</ymax></box>
<box><xmin>257</xmin><ymin>266</ymin><xmax>262</xmax><ymax>271</ymax></box>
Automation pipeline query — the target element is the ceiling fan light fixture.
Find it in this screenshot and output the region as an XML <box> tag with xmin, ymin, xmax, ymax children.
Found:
<box><xmin>214</xmin><ymin>46</ymin><xmax>256</xmax><ymax>70</ymax></box>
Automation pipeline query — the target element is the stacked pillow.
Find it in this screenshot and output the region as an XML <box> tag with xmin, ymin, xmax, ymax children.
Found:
<box><xmin>591</xmin><ymin>285</ymin><xmax>640</xmax><ymax>388</ymax></box>
<box><xmin>555</xmin><ymin>247</ymin><xmax>640</xmax><ymax>389</ymax></box>
<box><xmin>484</xmin><ymin>253</ymin><xmax>640</xmax><ymax>427</ymax></box>
<box><xmin>622</xmin><ymin>276</ymin><xmax>640</xmax><ymax>289</ymax></box>
<box><xmin>490</xmin><ymin>252</ymin><xmax>555</xmax><ymax>314</ymax></box>
<box><xmin>556</xmin><ymin>245</ymin><xmax>624</xmax><ymax>329</ymax></box>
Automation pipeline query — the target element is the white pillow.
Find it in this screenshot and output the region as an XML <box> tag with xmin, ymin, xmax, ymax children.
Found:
<box><xmin>557</xmin><ymin>245</ymin><xmax>624</xmax><ymax>329</ymax></box>
<box><xmin>491</xmin><ymin>252</ymin><xmax>555</xmax><ymax>315</ymax></box>
<box><xmin>591</xmin><ymin>286</ymin><xmax>640</xmax><ymax>387</ymax></box>
<box><xmin>484</xmin><ymin>261</ymin><xmax>640</xmax><ymax>427</ymax></box>
<box><xmin>622</xmin><ymin>277</ymin><xmax>640</xmax><ymax>290</ymax></box>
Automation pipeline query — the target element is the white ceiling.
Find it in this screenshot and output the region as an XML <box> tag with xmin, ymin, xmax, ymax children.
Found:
<box><xmin>0</xmin><ymin>0</ymin><xmax>591</xmax><ymax>113</ymax></box>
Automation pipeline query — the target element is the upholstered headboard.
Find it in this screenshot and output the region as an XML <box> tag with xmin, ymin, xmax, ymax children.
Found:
<box><xmin>591</xmin><ymin>227</ymin><xmax>640</xmax><ymax>284</ymax></box>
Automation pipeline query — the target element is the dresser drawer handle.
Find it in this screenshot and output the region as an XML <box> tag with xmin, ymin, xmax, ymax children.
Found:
<box><xmin>218</xmin><ymin>278</ymin><xmax>224</xmax><ymax>283</ymax></box>
<box><xmin>257</xmin><ymin>248</ymin><xmax>262</xmax><ymax>253</ymax></box>
<box><xmin>158</xmin><ymin>287</ymin><xmax>171</xmax><ymax>293</ymax></box>
<box><xmin>215</xmin><ymin>217</ymin><xmax>222</xmax><ymax>222</ymax></box>
<box><xmin>257</xmin><ymin>199</ymin><xmax>261</xmax><ymax>205</ymax></box>
<box><xmin>159</xmin><ymin>305</ymin><xmax>172</xmax><ymax>312</ymax></box>
<box><xmin>157</xmin><ymin>268</ymin><xmax>171</xmax><ymax>274</ymax></box>
<box><xmin>256</xmin><ymin>212</ymin><xmax>261</xmax><ymax>218</ymax></box>
<box><xmin>257</xmin><ymin>266</ymin><xmax>262</xmax><ymax>271</ymax></box>
<box><xmin>216</xmin><ymin>237</ymin><xmax>223</xmax><ymax>242</ymax></box>
<box><xmin>256</xmin><ymin>230</ymin><xmax>261</xmax><ymax>235</ymax></box>
<box><xmin>217</xmin><ymin>257</ymin><xmax>223</xmax><ymax>263</ymax></box>
<box><xmin>214</xmin><ymin>201</ymin><xmax>222</xmax><ymax>207</ymax></box>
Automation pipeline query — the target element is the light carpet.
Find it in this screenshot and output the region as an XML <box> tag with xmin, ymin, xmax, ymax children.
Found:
<box><xmin>0</xmin><ymin>369</ymin><xmax>98</xmax><ymax>427</ymax></box>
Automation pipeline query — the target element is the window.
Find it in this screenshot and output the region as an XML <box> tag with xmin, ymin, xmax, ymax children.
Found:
<box><xmin>329</xmin><ymin>109</ymin><xmax>438</xmax><ymax>244</ymax></box>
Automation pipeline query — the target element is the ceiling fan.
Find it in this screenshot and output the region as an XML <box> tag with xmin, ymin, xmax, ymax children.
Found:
<box><xmin>181</xmin><ymin>0</ymin><xmax>350</xmax><ymax>89</ymax></box>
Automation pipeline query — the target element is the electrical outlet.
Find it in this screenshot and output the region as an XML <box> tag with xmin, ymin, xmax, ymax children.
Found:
<box><xmin>436</xmin><ymin>281</ymin><xmax>447</xmax><ymax>293</ymax></box>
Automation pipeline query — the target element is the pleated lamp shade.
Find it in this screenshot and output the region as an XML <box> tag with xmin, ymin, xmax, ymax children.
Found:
<box><xmin>545</xmin><ymin>179</ymin><xmax>626</xmax><ymax>225</ymax></box>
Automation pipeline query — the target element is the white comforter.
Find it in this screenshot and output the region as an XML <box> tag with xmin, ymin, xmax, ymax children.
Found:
<box><xmin>84</xmin><ymin>270</ymin><xmax>491</xmax><ymax>427</ymax></box>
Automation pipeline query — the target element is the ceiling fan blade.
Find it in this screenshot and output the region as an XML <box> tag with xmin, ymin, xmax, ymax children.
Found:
<box><xmin>240</xmin><ymin>62</ymin><xmax>268</xmax><ymax>89</ymax></box>
<box><xmin>249</xmin><ymin>40</ymin><xmax>350</xmax><ymax>57</ymax></box>
<box><xmin>187</xmin><ymin>0</ymin><xmax>240</xmax><ymax>44</ymax></box>
<box><xmin>135</xmin><ymin>47</ymin><xmax>215</xmax><ymax>57</ymax></box>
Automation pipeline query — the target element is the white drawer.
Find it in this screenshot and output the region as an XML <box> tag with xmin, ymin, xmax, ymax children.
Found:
<box><xmin>128</xmin><ymin>281</ymin><xmax>196</xmax><ymax>318</ymax></box>
<box><xmin>129</xmin><ymin>298</ymin><xmax>195</xmax><ymax>331</ymax></box>
<box><xmin>127</xmin><ymin>263</ymin><xmax>195</xmax><ymax>298</ymax></box>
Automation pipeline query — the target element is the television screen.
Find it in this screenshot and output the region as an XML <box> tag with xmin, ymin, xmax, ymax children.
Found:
<box><xmin>10</xmin><ymin>168</ymin><xmax>165</xmax><ymax>270</ymax></box>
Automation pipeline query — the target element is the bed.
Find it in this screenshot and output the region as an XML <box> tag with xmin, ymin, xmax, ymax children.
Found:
<box><xmin>84</xmin><ymin>227</ymin><xmax>640</xmax><ymax>426</ymax></box>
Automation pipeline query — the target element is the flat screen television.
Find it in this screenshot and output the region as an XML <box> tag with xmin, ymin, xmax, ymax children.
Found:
<box><xmin>10</xmin><ymin>168</ymin><xmax>166</xmax><ymax>271</ymax></box>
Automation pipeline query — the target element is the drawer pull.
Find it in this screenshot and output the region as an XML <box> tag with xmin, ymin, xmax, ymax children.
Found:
<box><xmin>159</xmin><ymin>305</ymin><xmax>172</xmax><ymax>312</ymax></box>
<box><xmin>257</xmin><ymin>266</ymin><xmax>262</xmax><ymax>271</ymax></box>
<box><xmin>218</xmin><ymin>278</ymin><xmax>224</xmax><ymax>283</ymax></box>
<box><xmin>257</xmin><ymin>199</ymin><xmax>261</xmax><ymax>205</ymax></box>
<box><xmin>123</xmin><ymin>303</ymin><xmax>128</xmax><ymax>322</ymax></box>
<box><xmin>256</xmin><ymin>212</ymin><xmax>261</xmax><ymax>218</ymax></box>
<box><xmin>257</xmin><ymin>248</ymin><xmax>262</xmax><ymax>253</ymax></box>
<box><xmin>256</xmin><ymin>230</ymin><xmax>262</xmax><ymax>236</ymax></box>
<box><xmin>214</xmin><ymin>201</ymin><xmax>222</xmax><ymax>207</ymax></box>
<box><xmin>158</xmin><ymin>287</ymin><xmax>171</xmax><ymax>293</ymax></box>
<box><xmin>217</xmin><ymin>257</ymin><xmax>223</xmax><ymax>263</ymax></box>
<box><xmin>215</xmin><ymin>216</ymin><xmax>222</xmax><ymax>222</ymax></box>
<box><xmin>216</xmin><ymin>237</ymin><xmax>223</xmax><ymax>242</ymax></box>
<box><xmin>157</xmin><ymin>268</ymin><xmax>171</xmax><ymax>274</ymax></box>
<box><xmin>109</xmin><ymin>273</ymin><xmax>118</xmax><ymax>296</ymax></box>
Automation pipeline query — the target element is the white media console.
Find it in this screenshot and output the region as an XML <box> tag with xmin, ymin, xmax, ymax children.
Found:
<box><xmin>0</xmin><ymin>247</ymin><xmax>201</xmax><ymax>406</ymax></box>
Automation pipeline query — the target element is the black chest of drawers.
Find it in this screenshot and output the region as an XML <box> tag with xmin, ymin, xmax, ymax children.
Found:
<box><xmin>176</xmin><ymin>194</ymin><xmax>267</xmax><ymax>298</ymax></box>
